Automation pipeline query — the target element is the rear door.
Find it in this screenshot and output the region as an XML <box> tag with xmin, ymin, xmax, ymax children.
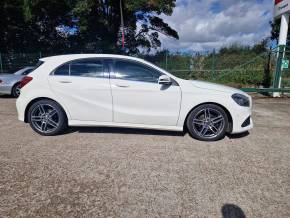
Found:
<box><xmin>48</xmin><ymin>58</ymin><xmax>113</xmax><ymax>122</ymax></box>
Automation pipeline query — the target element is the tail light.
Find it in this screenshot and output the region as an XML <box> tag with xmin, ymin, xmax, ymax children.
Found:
<box><xmin>20</xmin><ymin>76</ymin><xmax>33</xmax><ymax>89</ymax></box>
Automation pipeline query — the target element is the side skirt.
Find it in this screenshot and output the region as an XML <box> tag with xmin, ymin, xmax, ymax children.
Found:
<box><xmin>69</xmin><ymin>120</ymin><xmax>184</xmax><ymax>132</ymax></box>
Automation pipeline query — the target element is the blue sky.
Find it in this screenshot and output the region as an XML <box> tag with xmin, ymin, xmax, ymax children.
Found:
<box><xmin>159</xmin><ymin>0</ymin><xmax>273</xmax><ymax>51</ymax></box>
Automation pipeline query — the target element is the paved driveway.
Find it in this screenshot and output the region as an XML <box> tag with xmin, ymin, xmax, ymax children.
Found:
<box><xmin>0</xmin><ymin>95</ymin><xmax>290</xmax><ymax>217</ymax></box>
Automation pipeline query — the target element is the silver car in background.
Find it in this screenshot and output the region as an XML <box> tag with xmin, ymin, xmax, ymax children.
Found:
<box><xmin>0</xmin><ymin>67</ymin><xmax>34</xmax><ymax>97</ymax></box>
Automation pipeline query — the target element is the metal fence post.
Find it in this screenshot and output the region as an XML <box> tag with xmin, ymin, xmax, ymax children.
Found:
<box><xmin>273</xmin><ymin>45</ymin><xmax>285</xmax><ymax>96</ymax></box>
<box><xmin>165</xmin><ymin>50</ymin><xmax>168</xmax><ymax>70</ymax></box>
<box><xmin>0</xmin><ymin>53</ymin><xmax>3</xmax><ymax>73</ymax></box>
<box><xmin>211</xmin><ymin>49</ymin><xmax>215</xmax><ymax>80</ymax></box>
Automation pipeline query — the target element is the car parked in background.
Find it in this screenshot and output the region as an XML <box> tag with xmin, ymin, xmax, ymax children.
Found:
<box><xmin>0</xmin><ymin>67</ymin><xmax>35</xmax><ymax>97</ymax></box>
<box><xmin>16</xmin><ymin>54</ymin><xmax>253</xmax><ymax>141</ymax></box>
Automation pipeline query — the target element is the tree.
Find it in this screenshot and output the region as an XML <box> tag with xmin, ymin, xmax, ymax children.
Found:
<box><xmin>270</xmin><ymin>20</ymin><xmax>279</xmax><ymax>44</ymax></box>
<box><xmin>0</xmin><ymin>0</ymin><xmax>28</xmax><ymax>53</ymax></box>
<box><xmin>22</xmin><ymin>0</ymin><xmax>75</xmax><ymax>53</ymax></box>
<box><xmin>0</xmin><ymin>0</ymin><xmax>179</xmax><ymax>54</ymax></box>
<box><xmin>73</xmin><ymin>0</ymin><xmax>179</xmax><ymax>53</ymax></box>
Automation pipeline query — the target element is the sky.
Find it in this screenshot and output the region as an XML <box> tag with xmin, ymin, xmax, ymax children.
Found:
<box><xmin>159</xmin><ymin>0</ymin><xmax>274</xmax><ymax>51</ymax></box>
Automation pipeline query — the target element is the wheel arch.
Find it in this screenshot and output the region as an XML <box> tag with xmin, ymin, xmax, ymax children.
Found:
<box><xmin>11</xmin><ymin>82</ymin><xmax>20</xmax><ymax>95</ymax></box>
<box><xmin>183</xmin><ymin>102</ymin><xmax>233</xmax><ymax>133</ymax></box>
<box><xmin>24</xmin><ymin>97</ymin><xmax>69</xmax><ymax>123</ymax></box>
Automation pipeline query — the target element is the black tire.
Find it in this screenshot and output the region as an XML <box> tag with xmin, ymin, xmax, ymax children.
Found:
<box><xmin>28</xmin><ymin>99</ymin><xmax>68</xmax><ymax>136</ymax></box>
<box><xmin>186</xmin><ymin>104</ymin><xmax>229</xmax><ymax>141</ymax></box>
<box><xmin>11</xmin><ymin>83</ymin><xmax>21</xmax><ymax>98</ymax></box>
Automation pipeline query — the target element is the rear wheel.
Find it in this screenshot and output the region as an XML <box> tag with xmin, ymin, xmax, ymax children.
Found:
<box><xmin>11</xmin><ymin>83</ymin><xmax>21</xmax><ymax>98</ymax></box>
<box><xmin>186</xmin><ymin>104</ymin><xmax>229</xmax><ymax>141</ymax></box>
<box><xmin>28</xmin><ymin>99</ymin><xmax>67</xmax><ymax>136</ymax></box>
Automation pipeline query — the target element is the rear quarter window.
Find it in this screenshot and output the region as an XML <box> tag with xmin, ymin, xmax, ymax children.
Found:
<box><xmin>52</xmin><ymin>58</ymin><xmax>105</xmax><ymax>77</ymax></box>
<box><xmin>54</xmin><ymin>64</ymin><xmax>70</xmax><ymax>76</ymax></box>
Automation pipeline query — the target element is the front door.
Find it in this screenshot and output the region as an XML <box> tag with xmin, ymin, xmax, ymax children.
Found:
<box><xmin>110</xmin><ymin>59</ymin><xmax>181</xmax><ymax>126</ymax></box>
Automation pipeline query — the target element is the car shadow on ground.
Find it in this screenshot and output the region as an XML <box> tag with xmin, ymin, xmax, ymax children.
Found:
<box><xmin>67</xmin><ymin>127</ymin><xmax>250</xmax><ymax>139</ymax></box>
<box><xmin>226</xmin><ymin>131</ymin><xmax>250</xmax><ymax>139</ymax></box>
<box><xmin>221</xmin><ymin>204</ymin><xmax>246</xmax><ymax>218</ymax></box>
<box><xmin>68</xmin><ymin>126</ymin><xmax>186</xmax><ymax>137</ymax></box>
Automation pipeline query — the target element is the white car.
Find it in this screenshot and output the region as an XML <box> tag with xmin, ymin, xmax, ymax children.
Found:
<box><xmin>16</xmin><ymin>54</ymin><xmax>253</xmax><ymax>141</ymax></box>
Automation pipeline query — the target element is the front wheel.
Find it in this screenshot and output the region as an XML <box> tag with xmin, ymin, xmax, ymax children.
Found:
<box><xmin>28</xmin><ymin>99</ymin><xmax>68</xmax><ymax>136</ymax></box>
<box><xmin>186</xmin><ymin>104</ymin><xmax>229</xmax><ymax>141</ymax></box>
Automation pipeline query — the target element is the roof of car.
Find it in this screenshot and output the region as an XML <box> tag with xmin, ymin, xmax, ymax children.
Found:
<box><xmin>39</xmin><ymin>54</ymin><xmax>145</xmax><ymax>62</ymax></box>
<box><xmin>35</xmin><ymin>54</ymin><xmax>177</xmax><ymax>79</ymax></box>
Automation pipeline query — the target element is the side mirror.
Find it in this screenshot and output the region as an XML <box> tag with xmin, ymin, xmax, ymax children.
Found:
<box><xmin>158</xmin><ymin>75</ymin><xmax>172</xmax><ymax>85</ymax></box>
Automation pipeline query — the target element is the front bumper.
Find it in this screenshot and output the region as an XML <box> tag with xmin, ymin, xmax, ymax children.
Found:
<box><xmin>230</xmin><ymin>102</ymin><xmax>253</xmax><ymax>134</ymax></box>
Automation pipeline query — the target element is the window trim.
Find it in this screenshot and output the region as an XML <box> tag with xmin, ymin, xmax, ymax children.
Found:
<box><xmin>50</xmin><ymin>58</ymin><xmax>109</xmax><ymax>78</ymax></box>
<box><xmin>111</xmin><ymin>58</ymin><xmax>165</xmax><ymax>84</ymax></box>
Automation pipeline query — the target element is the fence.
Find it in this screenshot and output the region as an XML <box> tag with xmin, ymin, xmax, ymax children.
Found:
<box><xmin>0</xmin><ymin>48</ymin><xmax>289</xmax><ymax>92</ymax></box>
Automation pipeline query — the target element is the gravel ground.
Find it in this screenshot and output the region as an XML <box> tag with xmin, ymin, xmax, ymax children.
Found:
<box><xmin>0</xmin><ymin>95</ymin><xmax>290</xmax><ymax>218</ymax></box>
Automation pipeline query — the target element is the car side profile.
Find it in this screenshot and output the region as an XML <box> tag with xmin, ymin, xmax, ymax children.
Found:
<box><xmin>16</xmin><ymin>54</ymin><xmax>253</xmax><ymax>141</ymax></box>
<box><xmin>0</xmin><ymin>67</ymin><xmax>35</xmax><ymax>97</ymax></box>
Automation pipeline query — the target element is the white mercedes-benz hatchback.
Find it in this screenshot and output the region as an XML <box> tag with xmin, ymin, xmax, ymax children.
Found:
<box><xmin>16</xmin><ymin>54</ymin><xmax>253</xmax><ymax>141</ymax></box>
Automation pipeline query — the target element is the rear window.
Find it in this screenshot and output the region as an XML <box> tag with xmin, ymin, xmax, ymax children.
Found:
<box><xmin>35</xmin><ymin>61</ymin><xmax>44</xmax><ymax>68</ymax></box>
<box><xmin>28</xmin><ymin>61</ymin><xmax>44</xmax><ymax>74</ymax></box>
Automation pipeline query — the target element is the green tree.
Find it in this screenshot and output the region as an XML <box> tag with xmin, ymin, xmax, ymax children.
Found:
<box><xmin>23</xmin><ymin>0</ymin><xmax>74</xmax><ymax>53</ymax></box>
<box><xmin>0</xmin><ymin>0</ymin><xmax>27</xmax><ymax>53</ymax></box>
<box><xmin>73</xmin><ymin>0</ymin><xmax>179</xmax><ymax>53</ymax></box>
<box><xmin>0</xmin><ymin>0</ymin><xmax>179</xmax><ymax>54</ymax></box>
<box><xmin>270</xmin><ymin>20</ymin><xmax>279</xmax><ymax>44</ymax></box>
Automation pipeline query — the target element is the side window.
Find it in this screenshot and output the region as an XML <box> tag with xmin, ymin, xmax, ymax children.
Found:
<box><xmin>115</xmin><ymin>60</ymin><xmax>162</xmax><ymax>83</ymax></box>
<box><xmin>54</xmin><ymin>64</ymin><xmax>70</xmax><ymax>76</ymax></box>
<box><xmin>70</xmin><ymin>59</ymin><xmax>104</xmax><ymax>78</ymax></box>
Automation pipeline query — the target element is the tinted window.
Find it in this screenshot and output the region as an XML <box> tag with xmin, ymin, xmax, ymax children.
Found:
<box><xmin>22</xmin><ymin>68</ymin><xmax>34</xmax><ymax>75</ymax></box>
<box><xmin>35</xmin><ymin>61</ymin><xmax>44</xmax><ymax>68</ymax></box>
<box><xmin>54</xmin><ymin>64</ymin><xmax>69</xmax><ymax>76</ymax></box>
<box><xmin>70</xmin><ymin>59</ymin><xmax>104</xmax><ymax>77</ymax></box>
<box><xmin>115</xmin><ymin>60</ymin><xmax>162</xmax><ymax>83</ymax></box>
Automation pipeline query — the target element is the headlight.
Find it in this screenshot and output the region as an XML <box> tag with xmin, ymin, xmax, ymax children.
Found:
<box><xmin>231</xmin><ymin>93</ymin><xmax>250</xmax><ymax>107</ymax></box>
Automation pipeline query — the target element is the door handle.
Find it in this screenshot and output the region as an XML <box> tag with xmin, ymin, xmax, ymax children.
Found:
<box><xmin>115</xmin><ymin>84</ymin><xmax>129</xmax><ymax>88</ymax></box>
<box><xmin>58</xmin><ymin>81</ymin><xmax>72</xmax><ymax>84</ymax></box>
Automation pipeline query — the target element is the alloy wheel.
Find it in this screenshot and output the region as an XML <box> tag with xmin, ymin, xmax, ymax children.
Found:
<box><xmin>191</xmin><ymin>107</ymin><xmax>225</xmax><ymax>139</ymax></box>
<box><xmin>30</xmin><ymin>104</ymin><xmax>60</xmax><ymax>134</ymax></box>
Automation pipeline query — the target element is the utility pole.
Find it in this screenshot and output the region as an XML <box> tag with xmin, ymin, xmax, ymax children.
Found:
<box><xmin>273</xmin><ymin>0</ymin><xmax>290</xmax><ymax>97</ymax></box>
<box><xmin>120</xmin><ymin>0</ymin><xmax>125</xmax><ymax>50</ymax></box>
<box><xmin>274</xmin><ymin>13</ymin><xmax>289</xmax><ymax>97</ymax></box>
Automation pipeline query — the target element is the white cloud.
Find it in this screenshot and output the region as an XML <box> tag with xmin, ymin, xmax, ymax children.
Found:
<box><xmin>159</xmin><ymin>0</ymin><xmax>273</xmax><ymax>51</ymax></box>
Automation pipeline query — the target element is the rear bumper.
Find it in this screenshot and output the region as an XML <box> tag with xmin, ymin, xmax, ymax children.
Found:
<box><xmin>16</xmin><ymin>94</ymin><xmax>27</xmax><ymax>122</ymax></box>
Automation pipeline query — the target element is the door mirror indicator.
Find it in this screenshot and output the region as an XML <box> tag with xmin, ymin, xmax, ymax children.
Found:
<box><xmin>158</xmin><ymin>75</ymin><xmax>172</xmax><ymax>85</ymax></box>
